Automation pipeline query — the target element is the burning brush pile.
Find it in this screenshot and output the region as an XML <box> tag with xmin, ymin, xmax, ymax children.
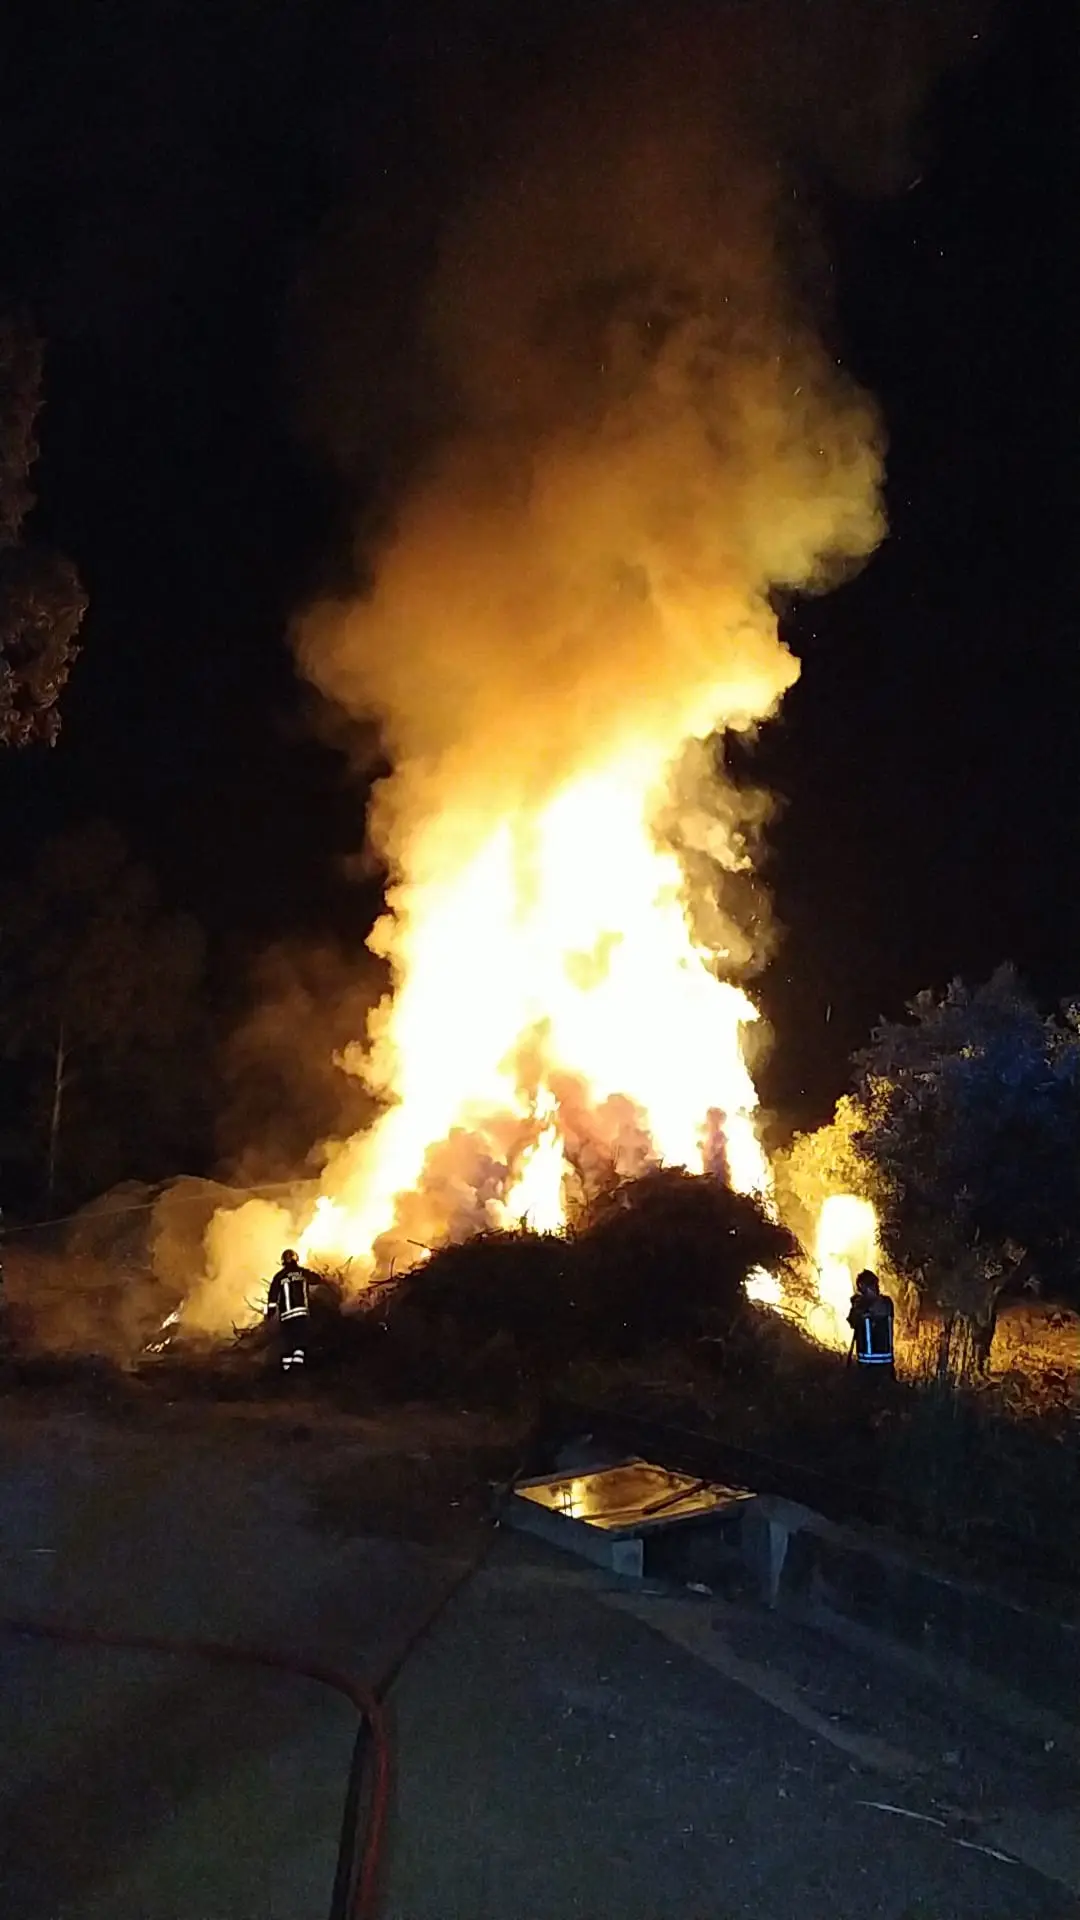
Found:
<box><xmin>374</xmin><ymin>1169</ymin><xmax>800</xmax><ymax>1395</ymax></box>
<box><xmin>159</xmin><ymin>1169</ymin><xmax>798</xmax><ymax>1398</ymax></box>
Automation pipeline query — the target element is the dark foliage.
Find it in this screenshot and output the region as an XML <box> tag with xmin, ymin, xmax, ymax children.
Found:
<box><xmin>378</xmin><ymin>1169</ymin><xmax>798</xmax><ymax>1395</ymax></box>
<box><xmin>0</xmin><ymin>822</ymin><xmax>214</xmax><ymax>1203</ymax></box>
<box><xmin>0</xmin><ymin>315</ymin><xmax>86</xmax><ymax>744</ymax></box>
<box><xmin>850</xmin><ymin>966</ymin><xmax>1080</xmax><ymax>1342</ymax></box>
<box><xmin>375</xmin><ymin>1231</ymin><xmax>567</xmax><ymax>1397</ymax></box>
<box><xmin>573</xmin><ymin>1169</ymin><xmax>797</xmax><ymax>1349</ymax></box>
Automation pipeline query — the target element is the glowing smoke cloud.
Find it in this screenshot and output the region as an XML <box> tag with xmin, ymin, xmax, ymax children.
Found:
<box><xmin>189</xmin><ymin>2</ymin><xmax>985</xmax><ymax>1329</ymax></box>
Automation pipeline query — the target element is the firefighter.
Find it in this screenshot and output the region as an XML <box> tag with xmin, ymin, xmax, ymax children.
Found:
<box><xmin>847</xmin><ymin>1268</ymin><xmax>895</xmax><ymax>1379</ymax></box>
<box><xmin>266</xmin><ymin>1248</ymin><xmax>319</xmax><ymax>1374</ymax></box>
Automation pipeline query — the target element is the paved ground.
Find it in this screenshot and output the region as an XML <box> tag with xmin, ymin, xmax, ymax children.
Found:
<box><xmin>1</xmin><ymin>1396</ymin><xmax>1077</xmax><ymax>1919</ymax></box>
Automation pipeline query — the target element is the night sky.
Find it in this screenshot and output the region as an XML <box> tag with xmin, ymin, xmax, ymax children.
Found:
<box><xmin>0</xmin><ymin>0</ymin><xmax>1073</xmax><ymax>1136</ymax></box>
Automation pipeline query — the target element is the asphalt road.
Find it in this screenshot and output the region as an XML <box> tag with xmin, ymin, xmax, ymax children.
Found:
<box><xmin>1</xmin><ymin>1397</ymin><xmax>1077</xmax><ymax>1919</ymax></box>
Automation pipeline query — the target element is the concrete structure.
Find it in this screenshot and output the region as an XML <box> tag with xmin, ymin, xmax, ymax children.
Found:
<box><xmin>507</xmin><ymin>1459</ymin><xmax>755</xmax><ymax>1577</ymax></box>
<box><xmin>741</xmin><ymin>1493</ymin><xmax>1080</xmax><ymax>1725</ymax></box>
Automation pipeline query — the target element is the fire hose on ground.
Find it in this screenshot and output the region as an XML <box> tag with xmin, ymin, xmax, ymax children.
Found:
<box><xmin>2</xmin><ymin>1505</ymin><xmax>506</xmax><ymax>1920</ymax></box>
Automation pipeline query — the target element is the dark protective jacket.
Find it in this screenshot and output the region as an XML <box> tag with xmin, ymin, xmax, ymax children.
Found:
<box><xmin>848</xmin><ymin>1291</ymin><xmax>895</xmax><ymax>1365</ymax></box>
<box><xmin>267</xmin><ymin>1265</ymin><xmax>318</xmax><ymax>1323</ymax></box>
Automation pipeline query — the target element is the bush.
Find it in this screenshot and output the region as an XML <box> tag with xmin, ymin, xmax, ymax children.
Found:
<box><xmin>379</xmin><ymin>1170</ymin><xmax>798</xmax><ymax>1397</ymax></box>
<box><xmin>573</xmin><ymin>1169</ymin><xmax>797</xmax><ymax>1353</ymax></box>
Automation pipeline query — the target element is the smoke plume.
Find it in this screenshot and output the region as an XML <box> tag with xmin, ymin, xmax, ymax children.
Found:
<box><xmin>296</xmin><ymin>0</ymin><xmax>992</xmax><ymax>894</ymax></box>
<box><xmin>200</xmin><ymin>0</ymin><xmax>987</xmax><ymax>1312</ymax></box>
<box><xmin>216</xmin><ymin>943</ymin><xmax>383</xmax><ymax>1185</ymax></box>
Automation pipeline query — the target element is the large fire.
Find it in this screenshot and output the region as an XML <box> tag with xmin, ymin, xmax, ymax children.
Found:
<box><xmin>193</xmin><ymin>742</ymin><xmax>780</xmax><ymax>1323</ymax></box>
<box><xmin>190</xmin><ymin>740</ymin><xmax>875</xmax><ymax>1347</ymax></box>
<box><xmin>176</xmin><ymin>12</ymin><xmax>905</xmax><ymax>1342</ymax></box>
<box><xmin>297</xmin><ymin>750</ymin><xmax>773</xmax><ymax>1275</ymax></box>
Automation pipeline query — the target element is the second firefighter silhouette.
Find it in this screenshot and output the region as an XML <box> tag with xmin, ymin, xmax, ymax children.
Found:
<box><xmin>266</xmin><ymin>1248</ymin><xmax>319</xmax><ymax>1373</ymax></box>
<box><xmin>848</xmin><ymin>1269</ymin><xmax>895</xmax><ymax>1378</ymax></box>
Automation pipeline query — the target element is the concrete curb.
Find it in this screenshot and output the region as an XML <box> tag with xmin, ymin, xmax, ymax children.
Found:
<box><xmin>741</xmin><ymin>1494</ymin><xmax>1080</xmax><ymax>1723</ymax></box>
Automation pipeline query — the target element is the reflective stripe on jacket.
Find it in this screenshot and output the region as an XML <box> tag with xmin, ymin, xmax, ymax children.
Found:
<box><xmin>852</xmin><ymin>1303</ymin><xmax>894</xmax><ymax>1364</ymax></box>
<box><xmin>280</xmin><ymin>1273</ymin><xmax>310</xmax><ymax>1321</ymax></box>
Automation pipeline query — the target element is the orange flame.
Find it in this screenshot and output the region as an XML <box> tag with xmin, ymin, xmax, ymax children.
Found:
<box><xmin>296</xmin><ymin>748</ymin><xmax>773</xmax><ymax>1278</ymax></box>
<box><xmin>808</xmin><ymin>1192</ymin><xmax>879</xmax><ymax>1348</ymax></box>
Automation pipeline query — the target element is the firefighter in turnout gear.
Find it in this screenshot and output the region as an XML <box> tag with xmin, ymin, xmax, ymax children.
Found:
<box><xmin>848</xmin><ymin>1269</ymin><xmax>895</xmax><ymax>1379</ymax></box>
<box><xmin>266</xmin><ymin>1248</ymin><xmax>318</xmax><ymax>1374</ymax></box>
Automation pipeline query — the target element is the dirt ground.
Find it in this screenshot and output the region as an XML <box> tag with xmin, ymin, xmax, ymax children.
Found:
<box><xmin>1</xmin><ymin>1386</ymin><xmax>1078</xmax><ymax>1919</ymax></box>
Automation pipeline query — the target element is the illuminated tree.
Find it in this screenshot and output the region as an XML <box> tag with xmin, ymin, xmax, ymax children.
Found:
<box><xmin>1</xmin><ymin>315</ymin><xmax>86</xmax><ymax>745</ymax></box>
<box><xmin>849</xmin><ymin>967</ymin><xmax>1080</xmax><ymax>1366</ymax></box>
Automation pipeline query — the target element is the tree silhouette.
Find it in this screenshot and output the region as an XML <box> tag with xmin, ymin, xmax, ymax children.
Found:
<box><xmin>1</xmin><ymin>314</ymin><xmax>86</xmax><ymax>745</ymax></box>
<box><xmin>0</xmin><ymin>823</ymin><xmax>212</xmax><ymax>1203</ymax></box>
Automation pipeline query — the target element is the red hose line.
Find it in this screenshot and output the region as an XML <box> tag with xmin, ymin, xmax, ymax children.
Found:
<box><xmin>2</xmin><ymin>1615</ymin><xmax>391</xmax><ymax>1920</ymax></box>
<box><xmin>3</xmin><ymin>1474</ymin><xmax>510</xmax><ymax>1913</ymax></box>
